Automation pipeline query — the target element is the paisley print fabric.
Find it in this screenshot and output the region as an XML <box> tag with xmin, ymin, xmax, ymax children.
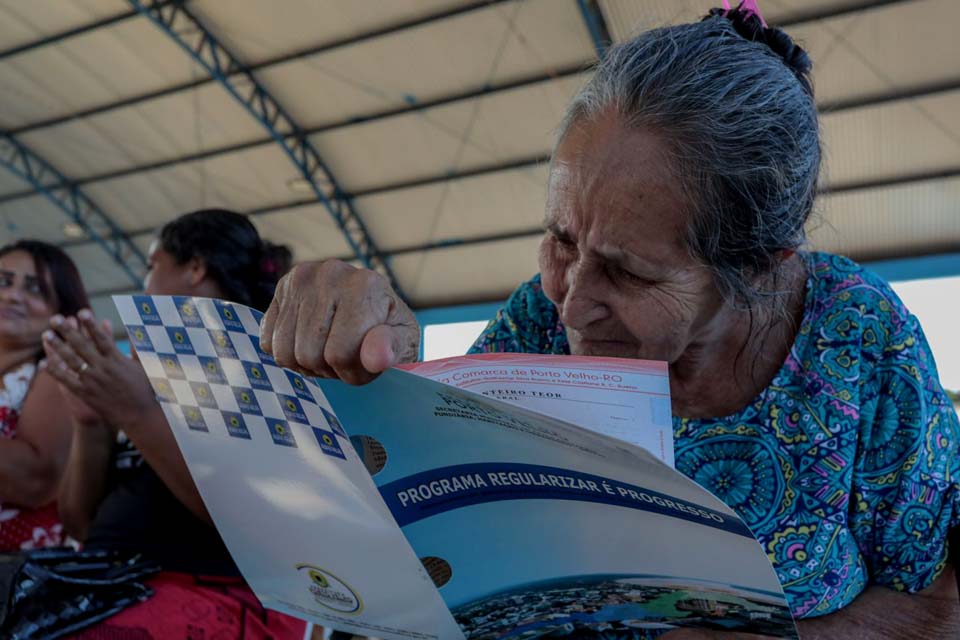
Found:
<box><xmin>468</xmin><ymin>252</ymin><xmax>960</xmax><ymax>618</ymax></box>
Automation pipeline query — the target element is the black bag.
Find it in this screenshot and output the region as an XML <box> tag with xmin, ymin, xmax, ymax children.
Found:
<box><xmin>0</xmin><ymin>547</ymin><xmax>159</xmax><ymax>640</ymax></box>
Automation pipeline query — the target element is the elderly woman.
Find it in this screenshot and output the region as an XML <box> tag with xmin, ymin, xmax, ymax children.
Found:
<box><xmin>260</xmin><ymin>6</ymin><xmax>959</xmax><ymax>639</ymax></box>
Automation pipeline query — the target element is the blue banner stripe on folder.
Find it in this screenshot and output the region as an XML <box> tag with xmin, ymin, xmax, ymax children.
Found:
<box><xmin>379</xmin><ymin>463</ymin><xmax>753</xmax><ymax>538</ymax></box>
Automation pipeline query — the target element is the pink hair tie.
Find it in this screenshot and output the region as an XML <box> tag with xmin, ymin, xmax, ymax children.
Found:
<box><xmin>722</xmin><ymin>0</ymin><xmax>768</xmax><ymax>28</ymax></box>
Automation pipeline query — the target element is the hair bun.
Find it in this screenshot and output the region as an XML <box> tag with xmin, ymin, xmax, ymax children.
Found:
<box><xmin>259</xmin><ymin>242</ymin><xmax>292</xmax><ymax>280</ymax></box>
<box><xmin>707</xmin><ymin>6</ymin><xmax>813</xmax><ymax>95</ymax></box>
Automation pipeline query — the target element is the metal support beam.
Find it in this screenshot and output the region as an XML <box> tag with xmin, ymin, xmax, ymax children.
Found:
<box><xmin>126</xmin><ymin>0</ymin><xmax>406</xmax><ymax>300</ymax></box>
<box><xmin>0</xmin><ymin>10</ymin><xmax>142</xmax><ymax>61</ymax></box>
<box><xmin>819</xmin><ymin>77</ymin><xmax>960</xmax><ymax>113</ymax></box>
<box><xmin>9</xmin><ymin>0</ymin><xmax>907</xmax><ymax>139</ymax></box>
<box><xmin>12</xmin><ymin>0</ymin><xmax>508</xmax><ymax>137</ymax></box>
<box><xmin>58</xmin><ymin>155</ymin><xmax>554</xmax><ymax>249</ymax></box>
<box><xmin>54</xmin><ymin>150</ymin><xmax>960</xmax><ymax>255</ymax></box>
<box><xmin>777</xmin><ymin>0</ymin><xmax>910</xmax><ymax>27</ymax></box>
<box><xmin>867</xmin><ymin>251</ymin><xmax>960</xmax><ymax>282</ymax></box>
<box><xmin>241</xmin><ymin>155</ymin><xmax>552</xmax><ymax>222</ymax></box>
<box><xmin>267</xmin><ymin>164</ymin><xmax>960</xmax><ymax>258</ymax></box>
<box><xmin>87</xmin><ymin>243</ymin><xmax>960</xmax><ymax>301</ymax></box>
<box><xmin>9</xmin><ymin>66</ymin><xmax>586</xmax><ymax>196</ymax></box>
<box><xmin>367</xmin><ymin>226</ymin><xmax>547</xmax><ymax>261</ymax></box>
<box><xmin>819</xmin><ymin>166</ymin><xmax>960</xmax><ymax>195</ymax></box>
<box><xmin>0</xmin><ymin>132</ymin><xmax>145</xmax><ymax>286</ymax></box>
<box><xmin>78</xmin><ymin>161</ymin><xmax>960</xmax><ymax>298</ymax></box>
<box><xmin>15</xmin><ymin>65</ymin><xmax>959</xmax><ymax>211</ymax></box>
<box><xmin>576</xmin><ymin>0</ymin><xmax>612</xmax><ymax>59</ymax></box>
<box><xmin>25</xmin><ymin>68</ymin><xmax>957</xmax><ymax>214</ymax></box>
<box><xmin>1</xmin><ymin>0</ymin><xmax>927</xmax><ymax>210</ymax></box>
<box><xmin>33</xmin><ymin>0</ymin><xmax>950</xmax><ymax>268</ymax></box>
<box><xmin>352</xmin><ymin>155</ymin><xmax>553</xmax><ymax>199</ymax></box>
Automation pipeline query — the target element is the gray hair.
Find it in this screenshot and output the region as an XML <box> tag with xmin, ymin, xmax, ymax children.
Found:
<box><xmin>558</xmin><ymin>11</ymin><xmax>820</xmax><ymax>307</ymax></box>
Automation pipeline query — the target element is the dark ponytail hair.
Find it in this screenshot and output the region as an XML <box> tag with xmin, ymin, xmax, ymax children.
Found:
<box><xmin>0</xmin><ymin>240</ymin><xmax>89</xmax><ymax>316</ymax></box>
<box><xmin>159</xmin><ymin>209</ymin><xmax>292</xmax><ymax>311</ymax></box>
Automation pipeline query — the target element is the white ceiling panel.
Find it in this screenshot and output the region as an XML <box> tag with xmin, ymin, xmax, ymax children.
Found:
<box><xmin>312</xmin><ymin>74</ymin><xmax>586</xmax><ymax>192</ymax></box>
<box><xmin>0</xmin><ymin>0</ymin><xmax>956</xmax><ymax>311</ymax></box>
<box><xmin>77</xmin><ymin>233</ymin><xmax>150</xmax><ymax>298</ymax></box>
<box><xmin>600</xmin><ymin>0</ymin><xmax>960</xmax><ymax>109</ymax></box>
<box><xmin>822</xmin><ymin>90</ymin><xmax>960</xmax><ymax>187</ymax></box>
<box><xmin>0</xmin><ymin>17</ymin><xmax>204</xmax><ymax>129</ymax></box>
<box><xmin>601</xmin><ymin>0</ymin><xmax>722</xmax><ymax>39</ymax></box>
<box><xmin>261</xmin><ymin>0</ymin><xmax>594</xmax><ymax>127</ymax></box>
<box><xmin>0</xmin><ymin>194</ymin><xmax>77</xmax><ymax>244</ymax></box>
<box><xmin>601</xmin><ymin>0</ymin><xmax>871</xmax><ymax>41</ymax></box>
<box><xmin>252</xmin><ymin>205</ymin><xmax>356</xmax><ymax>263</ymax></box>
<box><xmin>64</xmin><ymin>241</ymin><xmax>139</xmax><ymax>293</ymax></box>
<box><xmin>0</xmin><ymin>168</ymin><xmax>31</xmax><ymax>198</ymax></box>
<box><xmin>68</xmin><ymin>232</ymin><xmax>154</xmax><ymax>269</ymax></box>
<box><xmin>789</xmin><ymin>0</ymin><xmax>960</xmax><ymax>107</ymax></box>
<box><xmin>0</xmin><ymin>141</ymin><xmax>75</xmax><ymax>197</ymax></box>
<box><xmin>0</xmin><ymin>0</ymin><xmax>126</xmax><ymax>51</ymax></box>
<box><xmin>81</xmin><ymin>144</ymin><xmax>303</xmax><ymax>231</ymax></box>
<box><xmin>191</xmin><ymin>0</ymin><xmax>469</xmax><ymax>64</ymax></box>
<box><xmin>131</xmin><ymin>232</ymin><xmax>154</xmax><ymax>256</ymax></box>
<box><xmin>755</xmin><ymin>0</ymin><xmax>889</xmax><ymax>22</ymax></box>
<box><xmin>0</xmin><ymin>201</ymin><xmax>152</xmax><ymax>293</ymax></box>
<box><xmin>393</xmin><ymin>235</ymin><xmax>542</xmax><ymax>308</ymax></box>
<box><xmin>810</xmin><ymin>177</ymin><xmax>960</xmax><ymax>260</ymax></box>
<box><xmin>358</xmin><ymin>163</ymin><xmax>549</xmax><ymax>252</ymax></box>
<box><xmin>18</xmin><ymin>82</ymin><xmax>267</xmax><ymax>180</ymax></box>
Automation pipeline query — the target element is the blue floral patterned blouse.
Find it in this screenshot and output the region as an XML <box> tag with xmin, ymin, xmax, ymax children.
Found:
<box><xmin>468</xmin><ymin>252</ymin><xmax>960</xmax><ymax>618</ymax></box>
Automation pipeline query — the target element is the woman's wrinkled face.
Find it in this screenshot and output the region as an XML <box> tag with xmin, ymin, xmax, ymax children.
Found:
<box><xmin>539</xmin><ymin>112</ymin><xmax>725</xmax><ymax>363</ymax></box>
<box><xmin>0</xmin><ymin>250</ymin><xmax>57</xmax><ymax>349</ymax></box>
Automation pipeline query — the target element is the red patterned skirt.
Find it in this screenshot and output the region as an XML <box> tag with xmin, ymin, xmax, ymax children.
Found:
<box><xmin>0</xmin><ymin>401</ymin><xmax>65</xmax><ymax>552</ymax></box>
<box><xmin>0</xmin><ymin>502</ymin><xmax>64</xmax><ymax>551</ymax></box>
<box><xmin>70</xmin><ymin>572</ymin><xmax>307</xmax><ymax>640</ymax></box>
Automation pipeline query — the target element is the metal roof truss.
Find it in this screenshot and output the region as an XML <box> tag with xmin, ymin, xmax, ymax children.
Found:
<box><xmin>127</xmin><ymin>0</ymin><xmax>407</xmax><ymax>300</ymax></box>
<box><xmin>0</xmin><ymin>132</ymin><xmax>145</xmax><ymax>286</ymax></box>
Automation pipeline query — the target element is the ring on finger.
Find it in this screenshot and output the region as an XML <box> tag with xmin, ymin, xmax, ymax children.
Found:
<box><xmin>79</xmin><ymin>361</ymin><xmax>90</xmax><ymax>375</ymax></box>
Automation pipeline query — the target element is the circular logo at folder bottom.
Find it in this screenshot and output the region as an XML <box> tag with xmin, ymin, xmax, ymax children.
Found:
<box><xmin>296</xmin><ymin>564</ymin><xmax>363</xmax><ymax>614</ymax></box>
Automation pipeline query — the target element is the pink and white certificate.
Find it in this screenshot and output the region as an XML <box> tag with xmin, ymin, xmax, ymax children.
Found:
<box><xmin>401</xmin><ymin>354</ymin><xmax>674</xmax><ymax>466</ymax></box>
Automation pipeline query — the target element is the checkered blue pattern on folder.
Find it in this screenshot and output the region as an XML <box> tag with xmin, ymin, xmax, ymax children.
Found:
<box><xmin>115</xmin><ymin>295</ymin><xmax>346</xmax><ymax>459</ymax></box>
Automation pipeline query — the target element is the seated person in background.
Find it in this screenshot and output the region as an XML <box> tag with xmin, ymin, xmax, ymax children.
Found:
<box><xmin>42</xmin><ymin>209</ymin><xmax>305</xmax><ymax>640</ymax></box>
<box><xmin>256</xmin><ymin>6</ymin><xmax>960</xmax><ymax>640</ymax></box>
<box><xmin>0</xmin><ymin>240</ymin><xmax>87</xmax><ymax>551</ymax></box>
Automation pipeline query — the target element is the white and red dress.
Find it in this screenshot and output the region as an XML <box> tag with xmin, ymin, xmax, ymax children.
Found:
<box><xmin>0</xmin><ymin>362</ymin><xmax>63</xmax><ymax>550</ymax></box>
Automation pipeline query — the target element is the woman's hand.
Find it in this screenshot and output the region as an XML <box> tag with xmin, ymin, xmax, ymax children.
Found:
<box><xmin>260</xmin><ymin>260</ymin><xmax>419</xmax><ymax>384</ymax></box>
<box><xmin>51</xmin><ymin>380</ymin><xmax>104</xmax><ymax>428</ymax></box>
<box><xmin>45</xmin><ymin>310</ymin><xmax>212</xmax><ymax>525</ymax></box>
<box><xmin>41</xmin><ymin>309</ymin><xmax>157</xmax><ymax>430</ymax></box>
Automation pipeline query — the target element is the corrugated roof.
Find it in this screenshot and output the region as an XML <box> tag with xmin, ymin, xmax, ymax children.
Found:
<box><xmin>0</xmin><ymin>0</ymin><xmax>956</xmax><ymax>322</ymax></box>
